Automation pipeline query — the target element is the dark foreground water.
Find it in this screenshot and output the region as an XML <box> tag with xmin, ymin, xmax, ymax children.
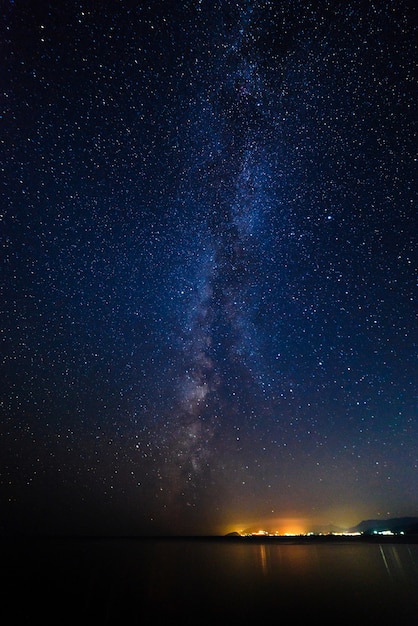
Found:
<box><xmin>2</xmin><ymin>536</ymin><xmax>418</xmax><ymax>625</ymax></box>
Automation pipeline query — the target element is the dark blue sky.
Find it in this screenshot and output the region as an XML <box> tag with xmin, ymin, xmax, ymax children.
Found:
<box><xmin>1</xmin><ymin>0</ymin><xmax>417</xmax><ymax>536</ymax></box>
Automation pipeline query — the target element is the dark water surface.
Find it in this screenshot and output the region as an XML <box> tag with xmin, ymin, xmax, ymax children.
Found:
<box><xmin>2</xmin><ymin>537</ymin><xmax>418</xmax><ymax>625</ymax></box>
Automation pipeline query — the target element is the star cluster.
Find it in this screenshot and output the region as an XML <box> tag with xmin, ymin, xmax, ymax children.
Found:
<box><xmin>1</xmin><ymin>0</ymin><xmax>416</xmax><ymax>535</ymax></box>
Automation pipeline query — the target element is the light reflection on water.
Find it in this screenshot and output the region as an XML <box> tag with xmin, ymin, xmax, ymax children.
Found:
<box><xmin>251</xmin><ymin>541</ymin><xmax>418</xmax><ymax>585</ymax></box>
<box><xmin>258</xmin><ymin>542</ymin><xmax>268</xmax><ymax>575</ymax></box>
<box><xmin>138</xmin><ymin>539</ymin><xmax>418</xmax><ymax>624</ymax></box>
<box><xmin>3</xmin><ymin>538</ymin><xmax>418</xmax><ymax>625</ymax></box>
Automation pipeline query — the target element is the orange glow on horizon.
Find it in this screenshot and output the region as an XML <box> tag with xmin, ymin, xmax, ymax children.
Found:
<box><xmin>270</xmin><ymin>518</ymin><xmax>309</xmax><ymax>536</ymax></box>
<box><xmin>224</xmin><ymin>506</ymin><xmax>369</xmax><ymax>536</ymax></box>
<box><xmin>229</xmin><ymin>517</ymin><xmax>310</xmax><ymax>536</ymax></box>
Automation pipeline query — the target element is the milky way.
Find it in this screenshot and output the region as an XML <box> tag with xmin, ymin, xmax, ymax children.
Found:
<box><xmin>2</xmin><ymin>0</ymin><xmax>416</xmax><ymax>535</ymax></box>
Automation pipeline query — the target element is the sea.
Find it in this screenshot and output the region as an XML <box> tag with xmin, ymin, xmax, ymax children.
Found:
<box><xmin>2</xmin><ymin>535</ymin><xmax>418</xmax><ymax>625</ymax></box>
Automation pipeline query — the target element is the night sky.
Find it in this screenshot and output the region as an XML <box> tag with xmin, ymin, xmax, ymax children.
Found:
<box><xmin>2</xmin><ymin>0</ymin><xmax>417</xmax><ymax>537</ymax></box>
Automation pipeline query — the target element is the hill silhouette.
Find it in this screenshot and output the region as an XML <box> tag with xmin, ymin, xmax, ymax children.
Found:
<box><xmin>348</xmin><ymin>517</ymin><xmax>418</xmax><ymax>535</ymax></box>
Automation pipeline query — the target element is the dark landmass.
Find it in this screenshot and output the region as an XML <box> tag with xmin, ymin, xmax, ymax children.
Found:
<box><xmin>224</xmin><ymin>516</ymin><xmax>418</xmax><ymax>541</ymax></box>
<box><xmin>221</xmin><ymin>533</ymin><xmax>418</xmax><ymax>544</ymax></box>
<box><xmin>348</xmin><ymin>516</ymin><xmax>418</xmax><ymax>535</ymax></box>
<box><xmin>2</xmin><ymin>517</ymin><xmax>418</xmax><ymax>543</ymax></box>
<box><xmin>3</xmin><ymin>533</ymin><xmax>418</xmax><ymax>545</ymax></box>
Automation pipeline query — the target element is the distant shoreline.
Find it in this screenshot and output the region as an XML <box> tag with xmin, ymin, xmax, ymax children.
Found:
<box><xmin>2</xmin><ymin>533</ymin><xmax>418</xmax><ymax>544</ymax></box>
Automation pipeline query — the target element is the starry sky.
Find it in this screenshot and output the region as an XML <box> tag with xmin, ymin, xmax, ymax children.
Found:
<box><xmin>1</xmin><ymin>0</ymin><xmax>417</xmax><ymax>537</ymax></box>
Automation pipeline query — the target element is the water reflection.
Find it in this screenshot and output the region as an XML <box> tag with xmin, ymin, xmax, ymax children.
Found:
<box><xmin>250</xmin><ymin>540</ymin><xmax>418</xmax><ymax>587</ymax></box>
<box><xmin>257</xmin><ymin>543</ymin><xmax>268</xmax><ymax>575</ymax></box>
<box><xmin>379</xmin><ymin>543</ymin><xmax>418</xmax><ymax>583</ymax></box>
<box><xmin>3</xmin><ymin>538</ymin><xmax>418</xmax><ymax>625</ymax></box>
<box><xmin>204</xmin><ymin>540</ymin><xmax>418</xmax><ymax>624</ymax></box>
